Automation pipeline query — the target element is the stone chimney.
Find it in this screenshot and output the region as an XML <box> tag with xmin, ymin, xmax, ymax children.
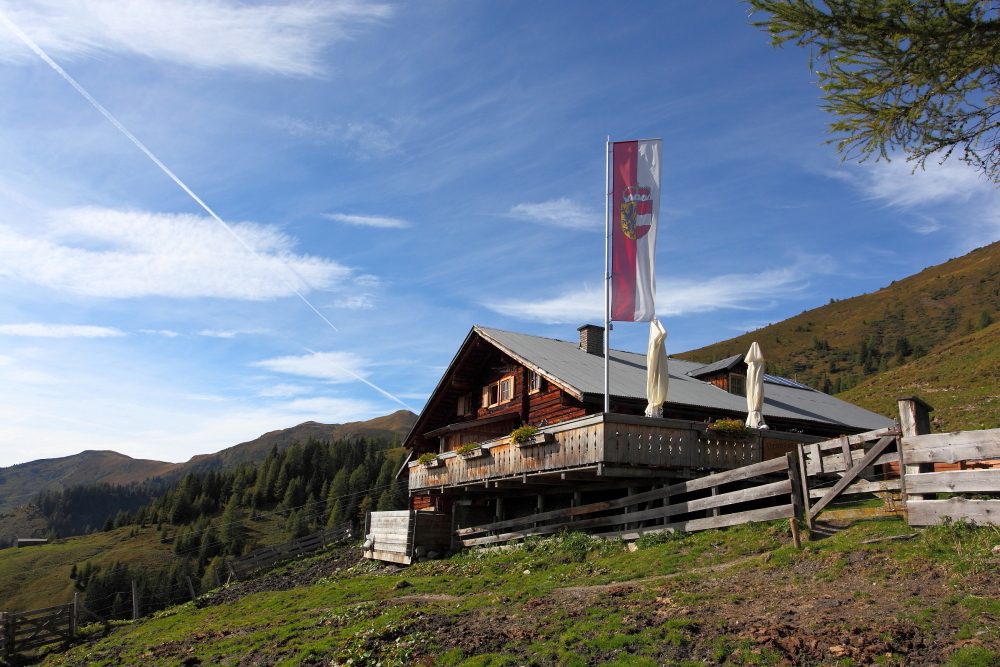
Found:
<box><xmin>577</xmin><ymin>324</ymin><xmax>605</xmax><ymax>356</ymax></box>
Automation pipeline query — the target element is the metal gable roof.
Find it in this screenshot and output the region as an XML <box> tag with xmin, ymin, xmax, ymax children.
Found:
<box><xmin>686</xmin><ymin>353</ymin><xmax>743</xmax><ymax>377</ymax></box>
<box><xmin>474</xmin><ymin>326</ymin><xmax>893</xmax><ymax>431</ymax></box>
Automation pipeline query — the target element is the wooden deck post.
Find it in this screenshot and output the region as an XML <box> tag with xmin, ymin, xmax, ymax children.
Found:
<box><xmin>898</xmin><ymin>397</ymin><xmax>934</xmax><ymax>502</ymax></box>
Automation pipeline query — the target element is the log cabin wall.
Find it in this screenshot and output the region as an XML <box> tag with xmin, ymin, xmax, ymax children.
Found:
<box><xmin>475</xmin><ymin>354</ymin><xmax>524</xmax><ymax>422</ymax></box>
<box><xmin>528</xmin><ymin>378</ymin><xmax>586</xmax><ymax>425</ymax></box>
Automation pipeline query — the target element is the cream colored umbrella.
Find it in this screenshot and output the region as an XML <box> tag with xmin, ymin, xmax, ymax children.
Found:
<box><xmin>644</xmin><ymin>319</ymin><xmax>669</xmax><ymax>418</ymax></box>
<box><xmin>745</xmin><ymin>341</ymin><xmax>768</xmax><ymax>429</ymax></box>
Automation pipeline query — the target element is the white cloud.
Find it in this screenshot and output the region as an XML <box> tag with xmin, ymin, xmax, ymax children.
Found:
<box><xmin>253</xmin><ymin>350</ymin><xmax>368</xmax><ymax>383</ymax></box>
<box><xmin>0</xmin><ymin>0</ymin><xmax>393</xmax><ymax>76</ymax></box>
<box><xmin>325</xmin><ymin>213</ymin><xmax>410</xmax><ymax>229</ymax></box>
<box><xmin>487</xmin><ymin>285</ymin><xmax>604</xmax><ymax>324</ymax></box>
<box><xmin>140</xmin><ymin>329</ymin><xmax>180</xmax><ymax>337</ymax></box>
<box><xmin>859</xmin><ymin>158</ymin><xmax>993</xmax><ymax>207</ymax></box>
<box><xmin>0</xmin><ymin>207</ymin><xmax>352</xmax><ymax>300</ymax></box>
<box><xmin>0</xmin><ymin>323</ymin><xmax>124</xmax><ymax>337</ymax></box>
<box><xmin>333</xmin><ymin>294</ymin><xmax>375</xmax><ymax>310</ymax></box>
<box><xmin>258</xmin><ymin>383</ymin><xmax>310</xmax><ymax>399</ymax></box>
<box><xmin>198</xmin><ymin>330</ymin><xmax>238</xmax><ymax>339</ymax></box>
<box><xmin>509</xmin><ymin>198</ymin><xmax>599</xmax><ymax>230</ymax></box>
<box><xmin>280</xmin><ymin>117</ymin><xmax>402</xmax><ymax>155</ymax></box>
<box><xmin>486</xmin><ymin>261</ymin><xmax>829</xmax><ymax>324</ymax></box>
<box><xmin>838</xmin><ymin>157</ymin><xmax>1000</xmax><ymax>248</ymax></box>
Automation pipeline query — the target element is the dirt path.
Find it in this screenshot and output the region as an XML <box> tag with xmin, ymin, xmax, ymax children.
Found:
<box><xmin>552</xmin><ymin>552</ymin><xmax>767</xmax><ymax>598</ymax></box>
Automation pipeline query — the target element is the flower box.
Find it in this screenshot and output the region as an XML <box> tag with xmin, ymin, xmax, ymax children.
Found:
<box><xmin>513</xmin><ymin>432</ymin><xmax>554</xmax><ymax>448</ymax></box>
<box><xmin>458</xmin><ymin>446</ymin><xmax>487</xmax><ymax>459</ymax></box>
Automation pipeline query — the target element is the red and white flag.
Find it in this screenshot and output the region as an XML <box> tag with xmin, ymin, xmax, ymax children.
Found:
<box><xmin>610</xmin><ymin>139</ymin><xmax>660</xmax><ymax>322</ymax></box>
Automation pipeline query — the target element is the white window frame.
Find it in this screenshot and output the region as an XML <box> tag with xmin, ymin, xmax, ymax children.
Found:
<box><xmin>528</xmin><ymin>371</ymin><xmax>543</xmax><ymax>394</ymax></box>
<box><xmin>483</xmin><ymin>376</ymin><xmax>514</xmax><ymax>408</ymax></box>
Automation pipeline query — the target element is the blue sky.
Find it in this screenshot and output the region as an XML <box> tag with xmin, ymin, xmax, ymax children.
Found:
<box><xmin>0</xmin><ymin>1</ymin><xmax>996</xmax><ymax>467</ymax></box>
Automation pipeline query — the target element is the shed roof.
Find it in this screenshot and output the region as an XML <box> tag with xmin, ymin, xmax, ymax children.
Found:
<box><xmin>475</xmin><ymin>326</ymin><xmax>893</xmax><ymax>431</ymax></box>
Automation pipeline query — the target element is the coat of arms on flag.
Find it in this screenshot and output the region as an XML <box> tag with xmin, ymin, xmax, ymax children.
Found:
<box><xmin>619</xmin><ymin>185</ymin><xmax>654</xmax><ymax>240</ymax></box>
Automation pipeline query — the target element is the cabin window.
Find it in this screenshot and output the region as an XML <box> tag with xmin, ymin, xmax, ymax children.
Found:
<box><xmin>729</xmin><ymin>373</ymin><xmax>746</xmax><ymax>397</ymax></box>
<box><xmin>528</xmin><ymin>371</ymin><xmax>543</xmax><ymax>393</ymax></box>
<box><xmin>457</xmin><ymin>392</ymin><xmax>474</xmax><ymax>416</ymax></box>
<box><xmin>483</xmin><ymin>376</ymin><xmax>514</xmax><ymax>408</ymax></box>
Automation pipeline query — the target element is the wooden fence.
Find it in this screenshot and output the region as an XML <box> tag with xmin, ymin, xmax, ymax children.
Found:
<box><xmin>901</xmin><ymin>428</ymin><xmax>1000</xmax><ymax>526</ymax></box>
<box><xmin>456</xmin><ymin>452</ymin><xmax>805</xmax><ymax>547</ymax></box>
<box><xmin>450</xmin><ymin>419</ymin><xmax>1000</xmax><ymax>548</ymax></box>
<box><xmin>228</xmin><ymin>523</ymin><xmax>352</xmax><ymax>580</ymax></box>
<box><xmin>0</xmin><ymin>600</ymin><xmax>75</xmax><ymax>660</ymax></box>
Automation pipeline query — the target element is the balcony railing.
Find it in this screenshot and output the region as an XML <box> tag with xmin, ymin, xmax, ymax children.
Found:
<box><xmin>408</xmin><ymin>412</ymin><xmax>820</xmax><ymax>491</ymax></box>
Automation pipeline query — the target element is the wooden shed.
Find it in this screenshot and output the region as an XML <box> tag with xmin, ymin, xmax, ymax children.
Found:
<box><xmin>362</xmin><ymin>510</ymin><xmax>451</xmax><ymax>565</ymax></box>
<box><xmin>15</xmin><ymin>538</ymin><xmax>48</xmax><ymax>548</ymax></box>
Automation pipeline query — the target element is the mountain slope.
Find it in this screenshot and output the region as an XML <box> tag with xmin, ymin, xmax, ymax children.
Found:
<box><xmin>839</xmin><ymin>321</ymin><xmax>1000</xmax><ymax>432</ymax></box>
<box><xmin>678</xmin><ymin>242</ymin><xmax>999</xmax><ymax>414</ymax></box>
<box><xmin>0</xmin><ymin>451</ymin><xmax>178</xmax><ymax>515</ymax></box>
<box><xmin>0</xmin><ymin>411</ymin><xmax>417</xmax><ymax>513</ymax></box>
<box><xmin>182</xmin><ymin>410</ymin><xmax>416</xmax><ymax>473</ymax></box>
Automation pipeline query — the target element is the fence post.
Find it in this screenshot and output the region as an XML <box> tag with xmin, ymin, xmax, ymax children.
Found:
<box><xmin>796</xmin><ymin>444</ymin><xmax>813</xmax><ymax>531</ymax></box>
<box><xmin>898</xmin><ymin>397</ymin><xmax>934</xmax><ymax>503</ymax></box>
<box><xmin>131</xmin><ymin>580</ymin><xmax>139</xmax><ymax>621</ymax></box>
<box><xmin>786</xmin><ymin>451</ymin><xmax>803</xmax><ymax>548</ymax></box>
<box><xmin>71</xmin><ymin>592</ymin><xmax>78</xmax><ymax>640</ymax></box>
<box><xmin>5</xmin><ymin>611</ymin><xmax>13</xmax><ymax>660</ymax></box>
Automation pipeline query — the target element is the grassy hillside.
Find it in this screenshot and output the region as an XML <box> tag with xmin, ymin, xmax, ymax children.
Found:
<box><xmin>0</xmin><ymin>514</ymin><xmax>291</xmax><ymax>613</ymax></box>
<box><xmin>840</xmin><ymin>321</ymin><xmax>1000</xmax><ymax>432</ymax></box>
<box><xmin>0</xmin><ymin>411</ymin><xmax>417</xmax><ymax>513</ymax></box>
<box><xmin>0</xmin><ymin>504</ymin><xmax>49</xmax><ymax>546</ymax></box>
<box><xmin>679</xmin><ymin>242</ymin><xmax>999</xmax><ymax>397</ymax></box>
<box><xmin>34</xmin><ymin>520</ymin><xmax>1000</xmax><ymax>667</ymax></box>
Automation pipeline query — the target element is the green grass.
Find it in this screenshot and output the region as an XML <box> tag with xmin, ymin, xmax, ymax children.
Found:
<box><xmin>31</xmin><ymin>518</ymin><xmax>1000</xmax><ymax>666</ymax></box>
<box><xmin>0</xmin><ymin>514</ymin><xmax>292</xmax><ymax>612</ymax></box>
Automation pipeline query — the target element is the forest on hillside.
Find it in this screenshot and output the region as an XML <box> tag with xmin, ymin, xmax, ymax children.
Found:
<box><xmin>30</xmin><ymin>436</ymin><xmax>407</xmax><ymax>620</ymax></box>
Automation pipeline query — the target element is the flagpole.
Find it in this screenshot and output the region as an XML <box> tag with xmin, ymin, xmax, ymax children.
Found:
<box><xmin>604</xmin><ymin>136</ymin><xmax>612</xmax><ymax>414</ymax></box>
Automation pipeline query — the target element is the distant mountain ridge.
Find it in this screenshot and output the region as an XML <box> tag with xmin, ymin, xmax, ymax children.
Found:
<box><xmin>0</xmin><ymin>410</ymin><xmax>417</xmax><ymax>513</ymax></box>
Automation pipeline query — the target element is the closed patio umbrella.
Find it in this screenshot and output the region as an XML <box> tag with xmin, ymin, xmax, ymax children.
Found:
<box><xmin>645</xmin><ymin>319</ymin><xmax>669</xmax><ymax>418</ymax></box>
<box><xmin>745</xmin><ymin>341</ymin><xmax>768</xmax><ymax>429</ymax></box>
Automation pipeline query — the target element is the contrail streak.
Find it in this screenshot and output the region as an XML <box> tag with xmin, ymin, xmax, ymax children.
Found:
<box><xmin>0</xmin><ymin>10</ymin><xmax>414</xmax><ymax>412</ymax></box>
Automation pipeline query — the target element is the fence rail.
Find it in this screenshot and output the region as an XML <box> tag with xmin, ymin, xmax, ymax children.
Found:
<box><xmin>229</xmin><ymin>523</ymin><xmax>352</xmax><ymax>579</ymax></box>
<box><xmin>456</xmin><ymin>454</ymin><xmax>802</xmax><ymax>547</ymax></box>
<box><xmin>901</xmin><ymin>428</ymin><xmax>1000</xmax><ymax>526</ymax></box>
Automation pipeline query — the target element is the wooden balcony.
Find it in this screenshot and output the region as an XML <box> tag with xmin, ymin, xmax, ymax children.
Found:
<box><xmin>408</xmin><ymin>412</ymin><xmax>821</xmax><ymax>492</ymax></box>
